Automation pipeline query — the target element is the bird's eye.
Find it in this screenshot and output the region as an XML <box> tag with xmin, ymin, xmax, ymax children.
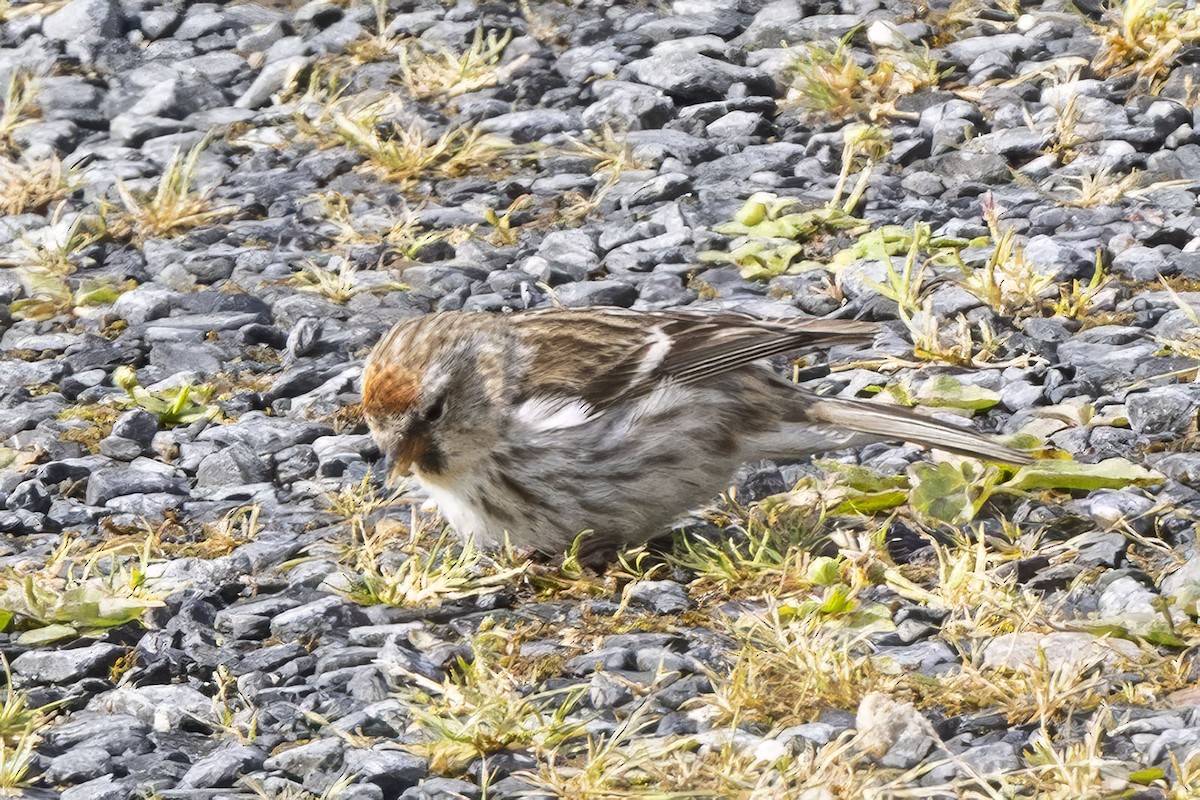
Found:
<box><xmin>426</xmin><ymin>395</ymin><xmax>446</xmax><ymax>422</ymax></box>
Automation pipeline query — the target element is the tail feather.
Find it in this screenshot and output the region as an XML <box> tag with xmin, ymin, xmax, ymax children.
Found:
<box><xmin>802</xmin><ymin>394</ymin><xmax>1033</xmax><ymax>464</ymax></box>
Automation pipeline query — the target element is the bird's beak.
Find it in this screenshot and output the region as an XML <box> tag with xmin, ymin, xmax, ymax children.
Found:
<box><xmin>385</xmin><ymin>433</ymin><xmax>429</xmax><ymax>485</ymax></box>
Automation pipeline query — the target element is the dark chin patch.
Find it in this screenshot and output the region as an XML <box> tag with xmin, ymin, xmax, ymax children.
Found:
<box><xmin>417</xmin><ymin>444</ymin><xmax>447</xmax><ymax>476</ymax></box>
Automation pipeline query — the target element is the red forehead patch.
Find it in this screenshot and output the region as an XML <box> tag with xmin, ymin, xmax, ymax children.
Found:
<box><xmin>362</xmin><ymin>363</ymin><xmax>420</xmax><ymax>418</ymax></box>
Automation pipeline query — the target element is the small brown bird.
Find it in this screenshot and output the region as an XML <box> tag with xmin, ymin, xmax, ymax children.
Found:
<box><xmin>362</xmin><ymin>308</ymin><xmax>1030</xmax><ymax>560</ymax></box>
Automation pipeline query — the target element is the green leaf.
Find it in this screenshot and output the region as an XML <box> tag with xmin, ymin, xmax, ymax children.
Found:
<box><xmin>909</xmin><ymin>461</ymin><xmax>1002</xmax><ymax>525</ymax></box>
<box><xmin>734</xmin><ymin>198</ymin><xmax>768</xmax><ymax>227</ymax></box>
<box><xmin>16</xmin><ymin>624</ymin><xmax>77</xmax><ymax>646</ymax></box>
<box><xmin>1129</xmin><ymin>768</ymin><xmax>1165</xmax><ymax>785</ymax></box>
<box><xmin>916</xmin><ymin>375</ymin><xmax>1000</xmax><ymax>412</ymax></box>
<box><xmin>808</xmin><ymin>557</ymin><xmax>841</xmax><ymax>586</ymax></box>
<box><xmin>1004</xmin><ymin>458</ymin><xmax>1161</xmax><ymax>492</ymax></box>
<box><xmin>815</xmin><ymin>461</ymin><xmax>910</xmax><ymax>493</ymax></box>
<box><xmin>96</xmin><ymin>596</ymin><xmax>164</xmax><ymax>622</ymax></box>
<box><xmin>831</xmin><ymin>489</ymin><xmax>909</xmax><ymax>515</ymax></box>
<box><xmin>818</xmin><ymin>585</ymin><xmax>856</xmax><ymax>615</ymax></box>
<box><xmin>1142</xmin><ymin>628</ymin><xmax>1189</xmax><ymax>648</ymax></box>
<box><xmin>113</xmin><ymin>365</ymin><xmax>139</xmax><ymax>394</ymax></box>
<box><xmin>909</xmin><ymin>462</ymin><xmax>976</xmax><ymax>525</ymax></box>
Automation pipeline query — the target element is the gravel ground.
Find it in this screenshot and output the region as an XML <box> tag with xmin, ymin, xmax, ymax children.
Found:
<box><xmin>0</xmin><ymin>0</ymin><xmax>1199</xmax><ymax>797</ymax></box>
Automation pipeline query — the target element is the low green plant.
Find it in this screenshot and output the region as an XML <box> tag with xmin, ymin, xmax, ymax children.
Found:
<box><xmin>702</xmin><ymin>126</ymin><xmax>888</xmax><ymax>280</ymax></box>
<box><xmin>0</xmin><ymin>536</ymin><xmax>166</xmax><ymax>643</ymax></box>
<box><xmin>314</xmin><ymin>191</ymin><xmax>447</xmax><ymax>257</ymax></box>
<box><xmin>483</xmin><ymin>194</ymin><xmax>532</xmax><ymax>246</ymax></box>
<box><xmin>960</xmin><ymin>196</ymin><xmax>1055</xmax><ymax>317</ymax></box>
<box><xmin>1052</xmin><ymin>251</ymin><xmax>1109</xmax><ymax>319</ymax></box>
<box><xmin>112</xmin><ymin>365</ymin><xmax>219</xmax><ymax>427</ymax></box>
<box><xmin>9</xmin><ymin>272</ymin><xmax>132</xmax><ymax>322</ymax></box>
<box><xmin>404</xmin><ymin>641</ymin><xmax>587</xmax><ymax>774</ymax></box>
<box><xmin>908</xmin><ymin>456</ymin><xmax>1160</xmax><ymax>526</ymax></box>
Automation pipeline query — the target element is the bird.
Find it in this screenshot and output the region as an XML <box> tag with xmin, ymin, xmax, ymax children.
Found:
<box><xmin>361</xmin><ymin>307</ymin><xmax>1031</xmax><ymax>562</ymax></box>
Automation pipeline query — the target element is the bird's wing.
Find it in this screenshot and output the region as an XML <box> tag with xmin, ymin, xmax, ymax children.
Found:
<box><xmin>511</xmin><ymin>308</ymin><xmax>879</xmax><ymax>410</ymax></box>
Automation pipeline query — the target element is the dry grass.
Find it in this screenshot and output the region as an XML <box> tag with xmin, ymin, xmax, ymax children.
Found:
<box><xmin>1092</xmin><ymin>0</ymin><xmax>1200</xmax><ymax>87</ymax></box>
<box><xmin>313</xmin><ymin>191</ymin><xmax>448</xmax><ymax>256</ymax></box>
<box><xmin>332</xmin><ymin>101</ymin><xmax>511</xmax><ymax>186</ymax></box>
<box><xmin>402</xmin><ymin>635</ymin><xmax>587</xmax><ymax>775</ymax></box>
<box><xmin>0</xmin><ymin>156</ymin><xmax>74</xmax><ymax>215</ymax></box>
<box><xmin>0</xmin><ymin>70</ymin><xmax>37</xmax><ymax>156</ymax></box>
<box><xmin>786</xmin><ymin>37</ymin><xmax>944</xmax><ymax>122</ymax></box>
<box><xmin>111</xmin><ymin>136</ymin><xmax>237</xmax><ymax>244</ymax></box>
<box><xmin>398</xmin><ymin>28</ymin><xmax>523</xmax><ymax>100</ymax></box>
<box><xmin>960</xmin><ymin>196</ymin><xmax>1055</xmax><ymax>318</ymax></box>
<box><xmin>288</xmin><ymin>257</ymin><xmax>408</xmax><ymax>303</ymax></box>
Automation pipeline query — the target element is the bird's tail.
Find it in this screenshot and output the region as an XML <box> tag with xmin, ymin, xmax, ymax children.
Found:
<box><xmin>801</xmin><ymin>393</ymin><xmax>1033</xmax><ymax>464</ymax></box>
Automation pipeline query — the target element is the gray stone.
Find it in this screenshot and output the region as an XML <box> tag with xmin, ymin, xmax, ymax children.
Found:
<box><xmin>943</xmin><ymin>33</ymin><xmax>1036</xmax><ymax>65</ymax></box>
<box><xmin>564</xmin><ymin>647</ymin><xmax>635</xmax><ymax>676</ymax></box>
<box><xmin>1074</xmin><ymin>490</ymin><xmax>1155</xmax><ymax>533</ymax></box>
<box><xmin>926</xmin><ymin>742</ymin><xmax>1020</xmax><ymax>782</ymax></box>
<box><xmin>400</xmin><ymin>777</ymin><xmax>482</xmax><ymax>800</ymax></box>
<box><xmin>343</xmin><ymin>748</ymin><xmax>427</xmax><ymax>794</ymax></box>
<box><xmin>589</xmin><ymin>671</ymin><xmax>634</xmax><ymax>709</ymax></box>
<box><xmin>270</xmin><ymin>596</ymin><xmax>367</xmax><ymax>640</ymax></box>
<box><xmin>627</xmin><ymin>172</ymin><xmax>692</xmax><ymax>206</ymax></box>
<box><xmin>855</xmin><ymin>692</ymin><xmax>938</xmax><ymax>768</ymax></box>
<box><xmin>61</xmin><ymin>776</ymin><xmax>132</xmax><ymax>800</ymax></box>
<box><xmin>199</xmin><ymin>412</ymin><xmax>333</xmax><ymax>455</ymax></box>
<box><xmin>43</xmin><ymin>745</ymin><xmax>113</xmax><ymax>784</ymax></box>
<box><xmin>43</xmin><ymin>0</ymin><xmax>123</xmax><ymax>40</ymax></box>
<box><xmin>874</xmin><ymin>641</ymin><xmax>956</xmax><ymax>673</ymax></box>
<box><xmin>621</xmin><ymin>52</ymin><xmax>772</xmax><ymax>101</ymax></box>
<box><xmin>536</xmin><ymin>230</ymin><xmax>600</xmax><ymax>281</ymax></box>
<box><xmin>777</xmin><ymin>722</ymin><xmax>839</xmax><ymax>749</ymax></box>
<box><xmin>1151</xmin><ymin>453</ymin><xmax>1200</xmax><ymax>487</ymax></box>
<box><xmin>110</xmin><ymin>409</ymin><xmax>159</xmax><ymax>447</ymax></box>
<box><xmin>479</xmin><ymin>109</ymin><xmax>581</xmax><ymax>143</ymax></box>
<box><xmin>1128</xmin><ymin>386</ymin><xmax>1200</xmax><ymax>438</ymax></box>
<box><xmin>85</xmin><ymin>467</ymin><xmax>187</xmax><ymax>506</ymax></box>
<box><xmin>263</xmin><ymin>737</ymin><xmax>345</xmax><ymax>780</ymax></box>
<box><xmin>92</xmin><ymin>436</ymin><xmax>139</xmax><ymax>470</ymax></box>
<box><xmin>583</xmin><ymin>81</ymin><xmax>675</xmax><ymax>130</ymax></box>
<box><xmin>236</xmin><ymin>55</ymin><xmax>312</xmax><ymax>109</ymax></box>
<box><xmin>924</xmin><ymin>151</ymin><xmax>1010</xmax><ymax>184</ymax></box>
<box><xmin>1097</xmin><ymin>576</ymin><xmax>1160</xmax><ymax>625</ymax></box>
<box><xmin>104</xmin><ymin>684</ymin><xmax>217</xmax><ymax>730</ymax></box>
<box><xmin>553</xmin><ymin>280</ymin><xmax>637</xmax><ymax>308</ymax></box>
<box><xmin>981</xmin><ymin>631</ymin><xmax>1139</xmax><ymax>672</ymax></box>
<box><xmin>196</xmin><ymin>442</ymin><xmax>273</xmax><ymax>487</ymax></box>
<box><xmin>6</xmin><ymin>479</ymin><xmax>49</xmax><ymax>513</ymax></box>
<box><xmin>0</xmin><ymin>395</ymin><xmax>68</xmax><ymax>439</ymax></box>
<box><xmin>179</xmin><ymin>744</ymin><xmax>267</xmax><ymax>788</ymax></box>
<box><xmin>626</xmin><ymin>580</ymin><xmax>691</xmax><ymax>615</ymax></box>
<box><xmin>1112</xmin><ymin>246</ymin><xmax>1171</xmax><ymax>281</ymax></box>
<box><xmin>12</xmin><ymin>643</ymin><xmax>122</xmax><ymax>683</ymax></box>
<box><xmin>1146</xmin><ymin>728</ymin><xmax>1200</xmax><ymax>764</ymax></box>
<box><xmin>736</xmin><ymin>2</ymin><xmax>862</xmax><ymax>48</ymax></box>
<box><xmin>113</xmin><ymin>286</ymin><xmax>176</xmax><ymax>325</ymax></box>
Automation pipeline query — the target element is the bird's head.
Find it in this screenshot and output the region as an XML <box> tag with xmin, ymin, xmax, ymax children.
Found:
<box><xmin>361</xmin><ymin>317</ymin><xmax>503</xmax><ymax>485</ymax></box>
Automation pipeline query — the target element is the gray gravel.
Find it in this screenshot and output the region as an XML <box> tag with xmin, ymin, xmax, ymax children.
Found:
<box><xmin>0</xmin><ymin>0</ymin><xmax>1198</xmax><ymax>797</ymax></box>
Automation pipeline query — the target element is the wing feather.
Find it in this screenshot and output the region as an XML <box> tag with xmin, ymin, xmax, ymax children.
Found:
<box><xmin>512</xmin><ymin>308</ymin><xmax>878</xmax><ymax>410</ymax></box>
